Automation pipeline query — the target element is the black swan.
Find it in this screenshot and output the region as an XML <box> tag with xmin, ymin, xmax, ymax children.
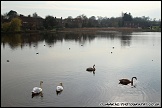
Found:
<box><xmin>119</xmin><ymin>77</ymin><xmax>137</xmax><ymax>86</ymax></box>
<box><xmin>86</xmin><ymin>64</ymin><xmax>95</xmax><ymax>71</ymax></box>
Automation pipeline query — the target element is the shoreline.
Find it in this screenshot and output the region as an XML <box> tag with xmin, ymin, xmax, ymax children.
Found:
<box><xmin>57</xmin><ymin>27</ymin><xmax>161</xmax><ymax>32</ymax></box>
<box><xmin>1</xmin><ymin>27</ymin><xmax>161</xmax><ymax>34</ymax></box>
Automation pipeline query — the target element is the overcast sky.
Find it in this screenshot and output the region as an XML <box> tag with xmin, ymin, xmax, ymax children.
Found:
<box><xmin>1</xmin><ymin>1</ymin><xmax>161</xmax><ymax>20</ymax></box>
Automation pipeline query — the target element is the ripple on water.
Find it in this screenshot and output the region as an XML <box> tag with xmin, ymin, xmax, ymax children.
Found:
<box><xmin>108</xmin><ymin>80</ymin><xmax>161</xmax><ymax>107</ymax></box>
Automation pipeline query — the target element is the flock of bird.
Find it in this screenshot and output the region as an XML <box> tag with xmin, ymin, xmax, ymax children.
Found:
<box><xmin>6</xmin><ymin>44</ymin><xmax>137</xmax><ymax>97</ymax></box>
<box><xmin>31</xmin><ymin>81</ymin><xmax>64</xmax><ymax>98</ymax></box>
<box><xmin>31</xmin><ymin>64</ymin><xmax>137</xmax><ymax>98</ymax></box>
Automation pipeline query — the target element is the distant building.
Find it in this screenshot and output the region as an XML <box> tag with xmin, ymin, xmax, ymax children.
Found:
<box><xmin>18</xmin><ymin>15</ymin><xmax>44</xmax><ymax>30</ymax></box>
<box><xmin>1</xmin><ymin>15</ymin><xmax>10</xmax><ymax>23</ymax></box>
<box><xmin>123</xmin><ymin>21</ymin><xmax>140</xmax><ymax>28</ymax></box>
<box><xmin>55</xmin><ymin>17</ymin><xmax>64</xmax><ymax>28</ymax></box>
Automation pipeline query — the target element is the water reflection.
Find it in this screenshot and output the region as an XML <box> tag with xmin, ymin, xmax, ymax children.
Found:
<box><xmin>32</xmin><ymin>92</ymin><xmax>43</xmax><ymax>98</ymax></box>
<box><xmin>1</xmin><ymin>31</ymin><xmax>161</xmax><ymax>107</ymax></box>
<box><xmin>131</xmin><ymin>84</ymin><xmax>137</xmax><ymax>88</ymax></box>
<box><xmin>56</xmin><ymin>90</ymin><xmax>63</xmax><ymax>95</ymax></box>
<box><xmin>97</xmin><ymin>31</ymin><xmax>132</xmax><ymax>46</ymax></box>
<box><xmin>1</xmin><ymin>31</ymin><xmax>133</xmax><ymax>50</ymax></box>
<box><xmin>87</xmin><ymin>71</ymin><xmax>95</xmax><ymax>76</ymax></box>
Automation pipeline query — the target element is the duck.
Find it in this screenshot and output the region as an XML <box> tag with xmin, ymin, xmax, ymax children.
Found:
<box><xmin>56</xmin><ymin>82</ymin><xmax>63</xmax><ymax>92</ymax></box>
<box><xmin>119</xmin><ymin>77</ymin><xmax>137</xmax><ymax>86</ymax></box>
<box><xmin>86</xmin><ymin>64</ymin><xmax>95</xmax><ymax>71</ymax></box>
<box><xmin>31</xmin><ymin>81</ymin><xmax>43</xmax><ymax>95</ymax></box>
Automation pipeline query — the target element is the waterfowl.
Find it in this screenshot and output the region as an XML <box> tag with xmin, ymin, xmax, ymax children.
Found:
<box><xmin>56</xmin><ymin>82</ymin><xmax>63</xmax><ymax>92</ymax></box>
<box><xmin>7</xmin><ymin>60</ymin><xmax>9</xmax><ymax>62</ymax></box>
<box><xmin>86</xmin><ymin>64</ymin><xmax>95</xmax><ymax>71</ymax></box>
<box><xmin>56</xmin><ymin>89</ymin><xmax>63</xmax><ymax>95</ymax></box>
<box><xmin>31</xmin><ymin>81</ymin><xmax>43</xmax><ymax>95</ymax></box>
<box><xmin>119</xmin><ymin>77</ymin><xmax>137</xmax><ymax>86</ymax></box>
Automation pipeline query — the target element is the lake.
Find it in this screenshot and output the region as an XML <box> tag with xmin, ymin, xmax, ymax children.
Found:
<box><xmin>1</xmin><ymin>31</ymin><xmax>161</xmax><ymax>107</ymax></box>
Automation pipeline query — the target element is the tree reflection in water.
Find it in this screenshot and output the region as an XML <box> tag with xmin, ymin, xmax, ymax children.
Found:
<box><xmin>1</xmin><ymin>31</ymin><xmax>133</xmax><ymax>50</ymax></box>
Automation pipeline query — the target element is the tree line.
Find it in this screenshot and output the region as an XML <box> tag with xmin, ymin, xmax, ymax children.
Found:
<box><xmin>1</xmin><ymin>10</ymin><xmax>161</xmax><ymax>32</ymax></box>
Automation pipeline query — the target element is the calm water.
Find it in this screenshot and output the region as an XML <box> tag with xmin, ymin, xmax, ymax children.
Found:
<box><xmin>1</xmin><ymin>31</ymin><xmax>161</xmax><ymax>107</ymax></box>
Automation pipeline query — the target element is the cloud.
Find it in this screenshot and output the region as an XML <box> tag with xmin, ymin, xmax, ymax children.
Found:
<box><xmin>1</xmin><ymin>1</ymin><xmax>161</xmax><ymax>19</ymax></box>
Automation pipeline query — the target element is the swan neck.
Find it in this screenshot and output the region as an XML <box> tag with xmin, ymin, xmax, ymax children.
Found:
<box><xmin>131</xmin><ymin>77</ymin><xmax>135</xmax><ymax>85</ymax></box>
<box><xmin>131</xmin><ymin>82</ymin><xmax>133</xmax><ymax>86</ymax></box>
<box><xmin>131</xmin><ymin>77</ymin><xmax>136</xmax><ymax>82</ymax></box>
<box><xmin>93</xmin><ymin>65</ymin><xmax>95</xmax><ymax>68</ymax></box>
<box><xmin>40</xmin><ymin>83</ymin><xmax>42</xmax><ymax>88</ymax></box>
<box><xmin>131</xmin><ymin>77</ymin><xmax>133</xmax><ymax>82</ymax></box>
<box><xmin>60</xmin><ymin>83</ymin><xmax>63</xmax><ymax>87</ymax></box>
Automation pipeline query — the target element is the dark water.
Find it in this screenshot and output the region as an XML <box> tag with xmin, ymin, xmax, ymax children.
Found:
<box><xmin>1</xmin><ymin>31</ymin><xmax>161</xmax><ymax>107</ymax></box>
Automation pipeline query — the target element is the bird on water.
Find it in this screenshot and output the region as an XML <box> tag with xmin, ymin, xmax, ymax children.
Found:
<box><xmin>86</xmin><ymin>64</ymin><xmax>95</xmax><ymax>71</ymax></box>
<box><xmin>119</xmin><ymin>77</ymin><xmax>137</xmax><ymax>86</ymax></box>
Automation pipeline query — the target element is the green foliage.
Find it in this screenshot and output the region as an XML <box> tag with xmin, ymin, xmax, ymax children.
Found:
<box><xmin>32</xmin><ymin>12</ymin><xmax>38</xmax><ymax>18</ymax></box>
<box><xmin>2</xmin><ymin>22</ymin><xmax>11</xmax><ymax>32</ymax></box>
<box><xmin>9</xmin><ymin>18</ymin><xmax>22</xmax><ymax>31</ymax></box>
<box><xmin>32</xmin><ymin>12</ymin><xmax>41</xmax><ymax>18</ymax></box>
<box><xmin>2</xmin><ymin>10</ymin><xmax>161</xmax><ymax>30</ymax></box>
<box><xmin>44</xmin><ymin>15</ymin><xmax>57</xmax><ymax>30</ymax></box>
<box><xmin>123</xmin><ymin>12</ymin><xmax>133</xmax><ymax>21</ymax></box>
<box><xmin>152</xmin><ymin>26</ymin><xmax>160</xmax><ymax>31</ymax></box>
<box><xmin>2</xmin><ymin>17</ymin><xmax>22</xmax><ymax>32</ymax></box>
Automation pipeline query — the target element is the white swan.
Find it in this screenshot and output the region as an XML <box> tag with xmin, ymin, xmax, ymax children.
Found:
<box><xmin>56</xmin><ymin>82</ymin><xmax>63</xmax><ymax>92</ymax></box>
<box><xmin>32</xmin><ymin>81</ymin><xmax>43</xmax><ymax>94</ymax></box>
